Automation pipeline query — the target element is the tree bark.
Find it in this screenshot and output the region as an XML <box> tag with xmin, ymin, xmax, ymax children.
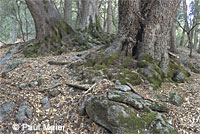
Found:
<box><xmin>169</xmin><ymin>21</ymin><xmax>177</xmax><ymax>53</ymax></box>
<box><xmin>106</xmin><ymin>0</ymin><xmax>180</xmax><ymax>73</ymax></box>
<box><xmin>78</xmin><ymin>0</ymin><xmax>102</xmax><ymax>34</ymax></box>
<box><xmin>64</xmin><ymin>0</ymin><xmax>72</xmax><ymax>26</ymax></box>
<box><xmin>107</xmin><ymin>0</ymin><xmax>112</xmax><ymax>34</ymax></box>
<box><xmin>179</xmin><ymin>0</ymin><xmax>188</xmax><ymax>46</ymax></box>
<box><xmin>25</xmin><ymin>0</ymin><xmax>62</xmax><ymax>40</ymax></box>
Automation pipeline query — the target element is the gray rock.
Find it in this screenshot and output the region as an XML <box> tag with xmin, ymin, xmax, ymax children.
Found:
<box><xmin>19</xmin><ymin>83</ymin><xmax>27</xmax><ymax>90</ymax></box>
<box><xmin>28</xmin><ymin>80</ymin><xmax>38</xmax><ymax>87</ymax></box>
<box><xmin>42</xmin><ymin>103</ymin><xmax>51</xmax><ymax>110</ymax></box>
<box><xmin>3</xmin><ymin>60</ymin><xmax>21</xmax><ymax>72</ymax></box>
<box><xmin>108</xmin><ymin>91</ymin><xmax>168</xmax><ymax>112</ymax></box>
<box><xmin>150</xmin><ymin>114</ymin><xmax>177</xmax><ymax>134</ymax></box>
<box><xmin>48</xmin><ymin>89</ymin><xmax>61</xmax><ymax>97</ymax></box>
<box><xmin>52</xmin><ymin>74</ymin><xmax>62</xmax><ymax>79</ymax></box>
<box><xmin>40</xmin><ymin>97</ymin><xmax>49</xmax><ymax>104</ymax></box>
<box><xmin>40</xmin><ymin>97</ymin><xmax>51</xmax><ymax>110</ymax></box>
<box><xmin>172</xmin><ymin>72</ymin><xmax>185</xmax><ymax>83</ymax></box>
<box><xmin>114</xmin><ymin>85</ymin><xmax>132</xmax><ymax>92</ymax></box>
<box><xmin>16</xmin><ymin>102</ymin><xmax>32</xmax><ymax>123</ymax></box>
<box><xmin>37</xmin><ymin>78</ymin><xmax>44</xmax><ymax>87</ymax></box>
<box><xmin>108</xmin><ymin>91</ymin><xmax>144</xmax><ymax>110</ymax></box>
<box><xmin>0</xmin><ymin>102</ymin><xmax>15</xmax><ymax>122</ymax></box>
<box><xmin>148</xmin><ymin>86</ymin><xmax>153</xmax><ymax>91</ymax></box>
<box><xmin>169</xmin><ymin>92</ymin><xmax>184</xmax><ymax>106</ymax></box>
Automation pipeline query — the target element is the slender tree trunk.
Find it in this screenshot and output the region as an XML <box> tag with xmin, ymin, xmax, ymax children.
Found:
<box><xmin>170</xmin><ymin>21</ymin><xmax>177</xmax><ymax>53</ymax></box>
<box><xmin>64</xmin><ymin>0</ymin><xmax>72</xmax><ymax>26</ymax></box>
<box><xmin>78</xmin><ymin>0</ymin><xmax>102</xmax><ymax>35</ymax></box>
<box><xmin>193</xmin><ymin>27</ymin><xmax>198</xmax><ymax>50</ymax></box>
<box><xmin>107</xmin><ymin>0</ymin><xmax>112</xmax><ymax>34</ymax></box>
<box><xmin>179</xmin><ymin>0</ymin><xmax>188</xmax><ymax>46</ymax></box>
<box><xmin>16</xmin><ymin>1</ymin><xmax>25</xmax><ymax>42</ymax></box>
<box><xmin>24</xmin><ymin>8</ymin><xmax>29</xmax><ymax>41</ymax></box>
<box><xmin>106</xmin><ymin>0</ymin><xmax>180</xmax><ymax>72</ymax></box>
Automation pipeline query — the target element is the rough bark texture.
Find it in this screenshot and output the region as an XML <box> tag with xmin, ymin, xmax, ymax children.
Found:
<box><xmin>64</xmin><ymin>0</ymin><xmax>72</xmax><ymax>26</ymax></box>
<box><xmin>106</xmin><ymin>0</ymin><xmax>180</xmax><ymax>73</ymax></box>
<box><xmin>25</xmin><ymin>0</ymin><xmax>62</xmax><ymax>40</ymax></box>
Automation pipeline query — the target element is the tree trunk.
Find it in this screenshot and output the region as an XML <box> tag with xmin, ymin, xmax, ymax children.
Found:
<box><xmin>169</xmin><ymin>21</ymin><xmax>177</xmax><ymax>53</ymax></box>
<box><xmin>179</xmin><ymin>0</ymin><xmax>188</xmax><ymax>46</ymax></box>
<box><xmin>78</xmin><ymin>0</ymin><xmax>102</xmax><ymax>35</ymax></box>
<box><xmin>106</xmin><ymin>0</ymin><xmax>180</xmax><ymax>73</ymax></box>
<box><xmin>107</xmin><ymin>0</ymin><xmax>112</xmax><ymax>34</ymax></box>
<box><xmin>25</xmin><ymin>0</ymin><xmax>75</xmax><ymax>55</ymax></box>
<box><xmin>64</xmin><ymin>0</ymin><xmax>72</xmax><ymax>26</ymax></box>
<box><xmin>193</xmin><ymin>27</ymin><xmax>198</xmax><ymax>51</ymax></box>
<box><xmin>25</xmin><ymin>0</ymin><xmax>63</xmax><ymax>40</ymax></box>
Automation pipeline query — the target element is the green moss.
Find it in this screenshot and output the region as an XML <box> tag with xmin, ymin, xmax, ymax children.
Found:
<box><xmin>120</xmin><ymin>56</ymin><xmax>135</xmax><ymax>69</ymax></box>
<box><xmin>137</xmin><ymin>60</ymin><xmax>149</xmax><ymax>68</ymax></box>
<box><xmin>148</xmin><ymin>74</ymin><xmax>163</xmax><ymax>89</ymax></box>
<box><xmin>143</xmin><ymin>112</ymin><xmax>158</xmax><ymax>125</ymax></box>
<box><xmin>186</xmin><ymin>61</ymin><xmax>200</xmax><ymax>73</ymax></box>
<box><xmin>138</xmin><ymin>54</ymin><xmax>154</xmax><ymax>64</ymax></box>
<box><xmin>137</xmin><ymin>55</ymin><xmax>165</xmax><ymax>89</ymax></box>
<box><xmin>168</xmin><ymin>60</ymin><xmax>190</xmax><ymax>82</ymax></box>
<box><xmin>119</xmin><ymin>110</ymin><xmax>146</xmax><ymax>131</ymax></box>
<box><xmin>118</xmin><ymin>109</ymin><xmax>157</xmax><ymax>133</ymax></box>
<box><xmin>104</xmin><ymin>52</ymin><xmax>119</xmax><ymax>66</ymax></box>
<box><xmin>118</xmin><ymin>69</ymin><xmax>142</xmax><ymax>85</ymax></box>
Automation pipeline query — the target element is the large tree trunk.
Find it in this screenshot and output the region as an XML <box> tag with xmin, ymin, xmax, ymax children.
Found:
<box><xmin>106</xmin><ymin>0</ymin><xmax>180</xmax><ymax>73</ymax></box>
<box><xmin>64</xmin><ymin>0</ymin><xmax>72</xmax><ymax>26</ymax></box>
<box><xmin>78</xmin><ymin>0</ymin><xmax>102</xmax><ymax>35</ymax></box>
<box><xmin>25</xmin><ymin>0</ymin><xmax>62</xmax><ymax>40</ymax></box>
<box><xmin>25</xmin><ymin>0</ymin><xmax>75</xmax><ymax>55</ymax></box>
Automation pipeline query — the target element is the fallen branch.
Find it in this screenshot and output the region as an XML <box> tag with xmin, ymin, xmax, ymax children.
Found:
<box><xmin>126</xmin><ymin>82</ymin><xmax>143</xmax><ymax>97</ymax></box>
<box><xmin>37</xmin><ymin>83</ymin><xmax>63</xmax><ymax>93</ymax></box>
<box><xmin>66</xmin><ymin>82</ymin><xmax>89</xmax><ymax>91</ymax></box>
<box><xmin>48</xmin><ymin>61</ymin><xmax>69</xmax><ymax>65</ymax></box>
<box><xmin>168</xmin><ymin>51</ymin><xmax>179</xmax><ymax>59</ymax></box>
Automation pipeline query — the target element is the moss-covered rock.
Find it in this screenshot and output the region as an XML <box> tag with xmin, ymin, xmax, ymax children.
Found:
<box><xmin>168</xmin><ymin>60</ymin><xmax>190</xmax><ymax>82</ymax></box>
<box><xmin>137</xmin><ymin>55</ymin><xmax>164</xmax><ymax>89</ymax></box>
<box><xmin>183</xmin><ymin>60</ymin><xmax>200</xmax><ymax>73</ymax></box>
<box><xmin>86</xmin><ymin>93</ymin><xmax>177</xmax><ymax>134</ymax></box>
<box><xmin>117</xmin><ymin>69</ymin><xmax>142</xmax><ymax>85</ymax></box>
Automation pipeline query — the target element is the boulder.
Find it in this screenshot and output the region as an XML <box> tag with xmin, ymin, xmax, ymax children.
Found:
<box><xmin>86</xmin><ymin>92</ymin><xmax>176</xmax><ymax>134</ymax></box>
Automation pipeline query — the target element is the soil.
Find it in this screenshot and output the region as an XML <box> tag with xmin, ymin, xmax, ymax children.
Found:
<box><xmin>0</xmin><ymin>45</ymin><xmax>199</xmax><ymax>134</ymax></box>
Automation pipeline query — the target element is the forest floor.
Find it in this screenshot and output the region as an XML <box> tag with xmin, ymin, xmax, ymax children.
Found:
<box><xmin>0</xmin><ymin>44</ymin><xmax>199</xmax><ymax>134</ymax></box>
